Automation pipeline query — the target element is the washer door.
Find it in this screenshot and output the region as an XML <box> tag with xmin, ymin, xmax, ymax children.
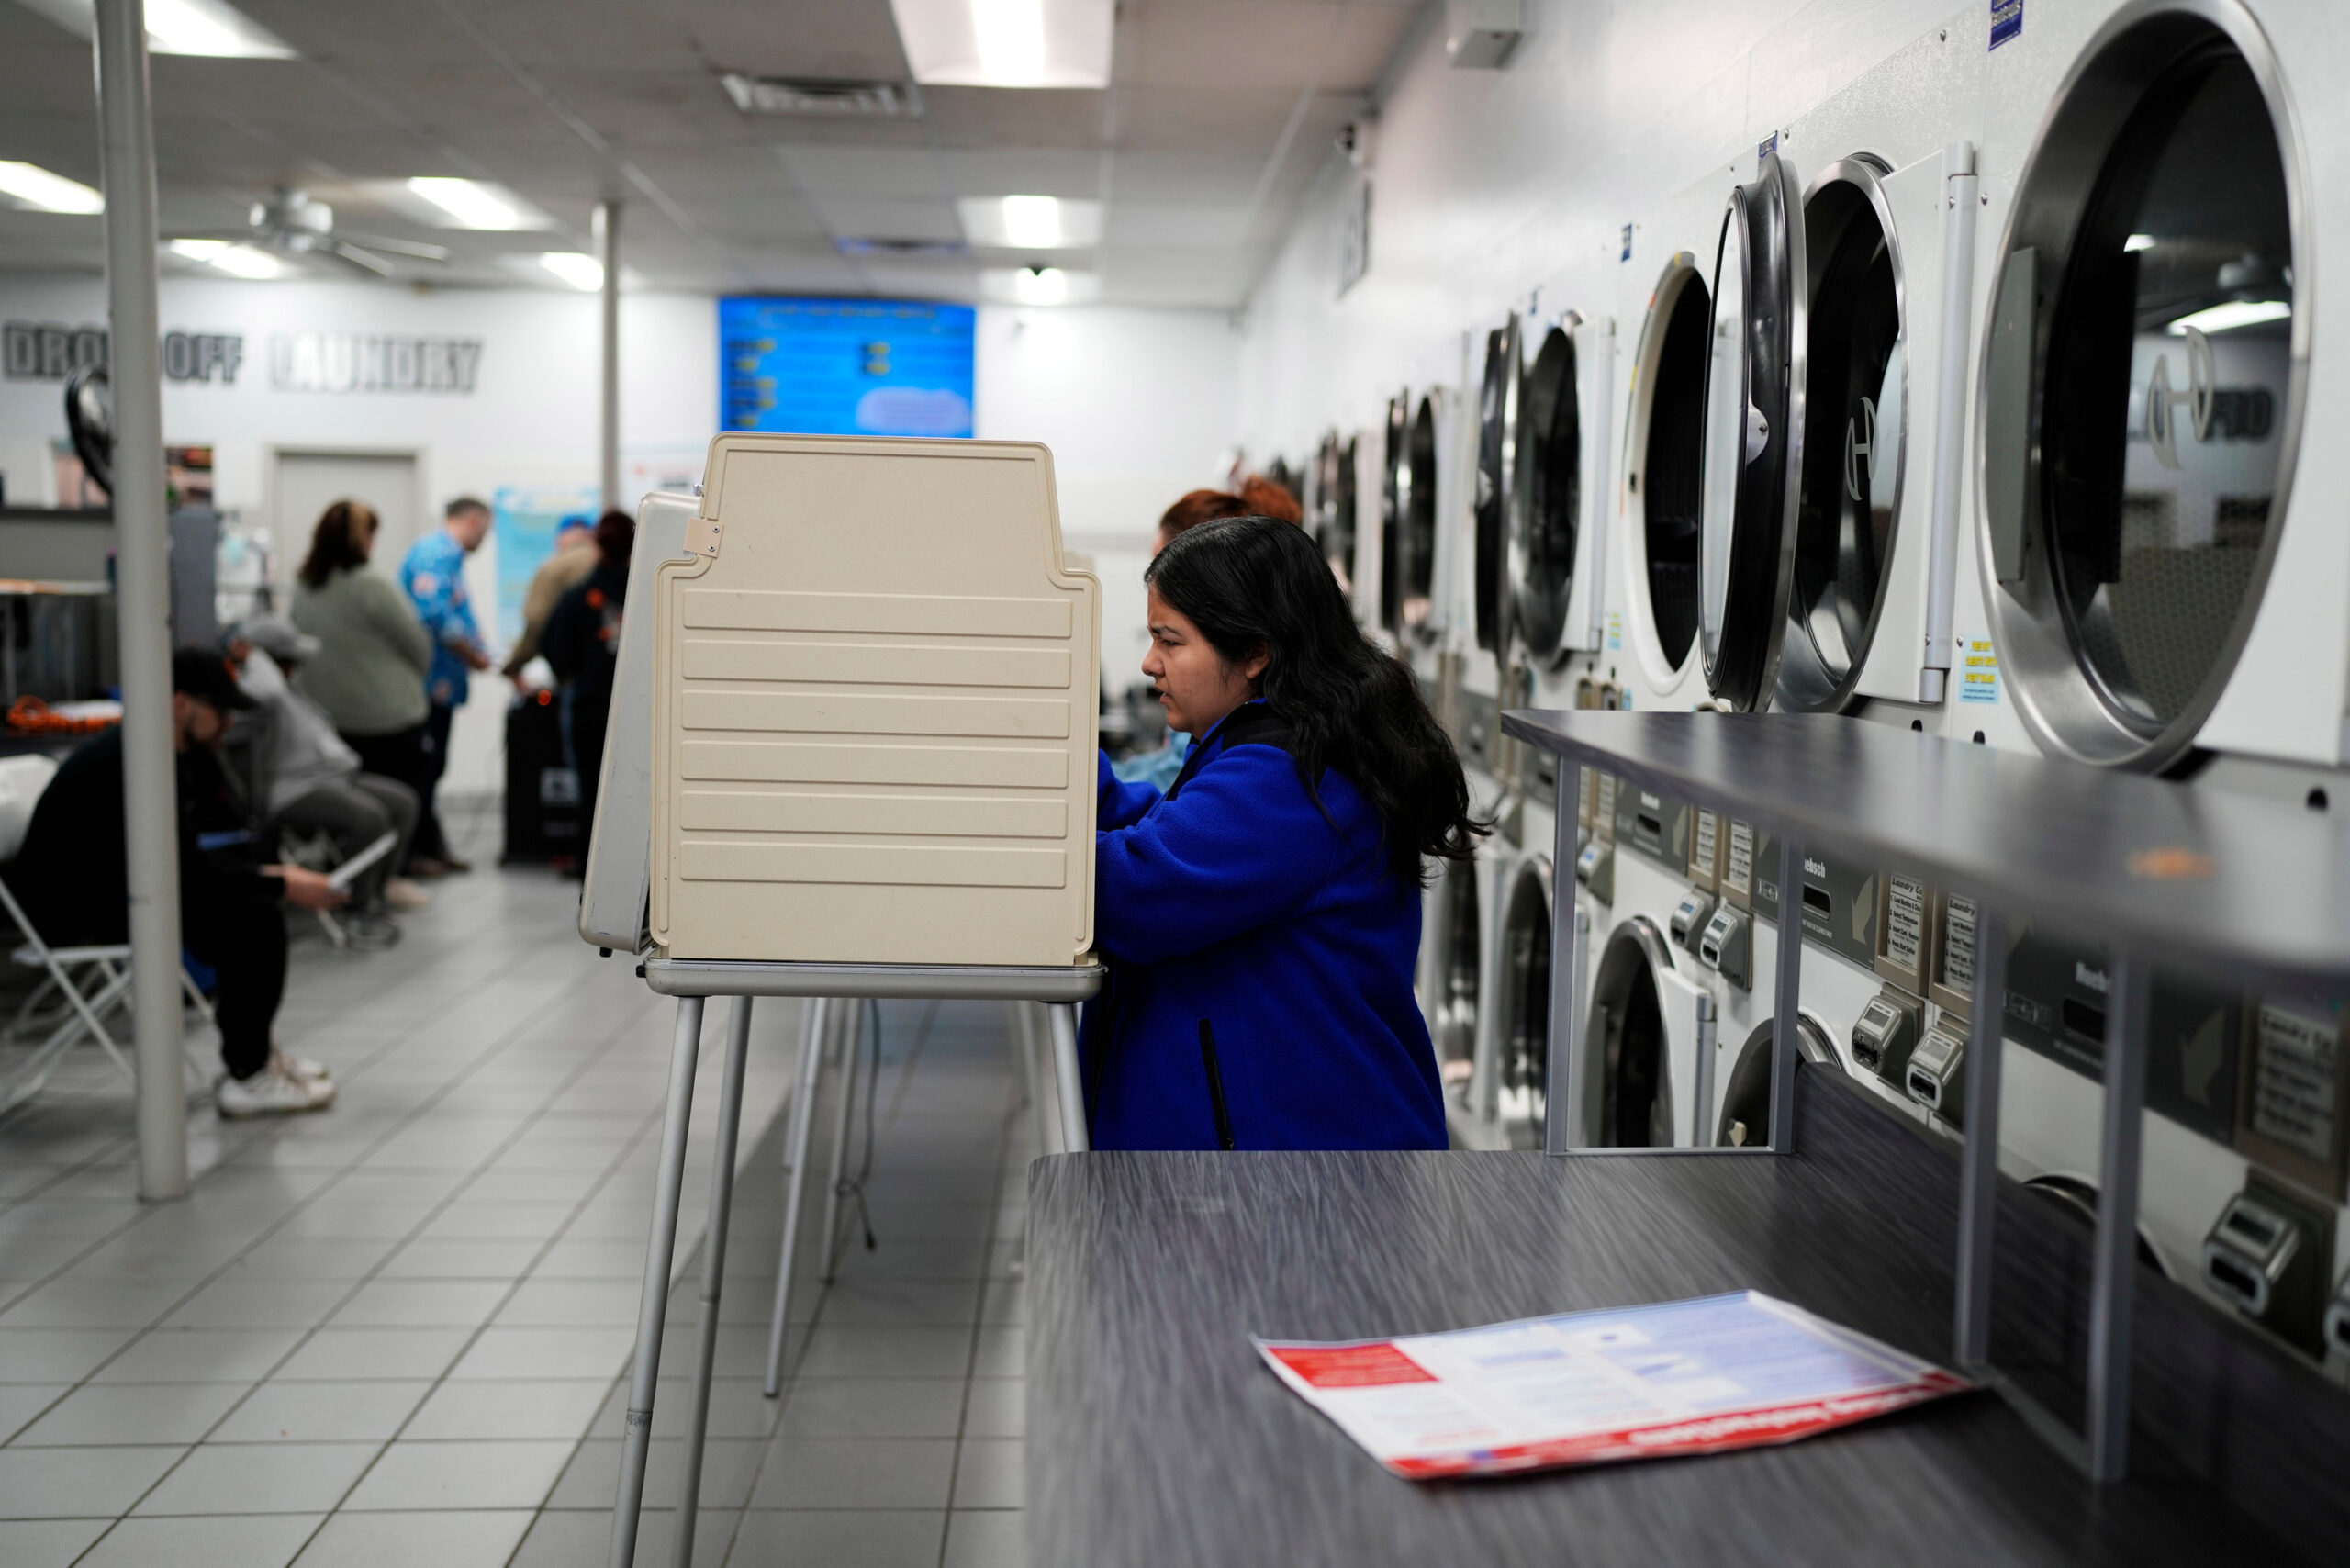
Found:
<box><xmin>1474</xmin><ymin>320</ymin><xmax>1520</xmax><ymax>655</ymax></box>
<box><xmin>1433</xmin><ymin>857</ymin><xmax>1482</xmax><ymax>1087</ymax></box>
<box><xmin>1379</xmin><ymin>395</ymin><xmax>1409</xmax><ymax>633</ymax></box>
<box><xmin>1399</xmin><ymin>395</ymin><xmax>1440</xmax><ymax>639</ymax></box>
<box><xmin>1779</xmin><ymin>161</ymin><xmax>1906</xmax><ymax>712</ymax></box>
<box><xmin>1716</xmin><ymin>1014</ymin><xmax>1839</xmax><ymax>1147</ymax></box>
<box><xmin>1321</xmin><ymin>432</ymin><xmax>1359</xmax><ymax>589</ymax></box>
<box><xmin>1699</xmin><ymin>151</ymin><xmax>1807</xmax><ymax>711</ymax></box>
<box><xmin>1631</xmin><ymin>265</ymin><xmax>1711</xmax><ymax>670</ymax></box>
<box><xmin>1495</xmin><ymin>855</ymin><xmax>1553</xmax><ymax>1149</ymax></box>
<box><xmin>1582</xmin><ymin>916</ymin><xmax>1679</xmax><ymax>1148</ymax></box>
<box><xmin>1979</xmin><ymin>8</ymin><xmax>2302</xmax><ymax>769</ymax></box>
<box><xmin>1511</xmin><ymin>324</ymin><xmax>1581</xmax><ymax>662</ymax></box>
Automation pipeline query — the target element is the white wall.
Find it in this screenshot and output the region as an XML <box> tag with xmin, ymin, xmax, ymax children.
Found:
<box><xmin>0</xmin><ymin>274</ymin><xmax>1243</xmax><ymax>789</ymax></box>
<box><xmin>974</xmin><ymin>303</ymin><xmax>1243</xmax><ymax>694</ymax></box>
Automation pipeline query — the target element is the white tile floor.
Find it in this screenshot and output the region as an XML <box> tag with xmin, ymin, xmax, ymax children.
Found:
<box><xmin>0</xmin><ymin>803</ymin><xmax>1035</xmax><ymax>1566</ymax></box>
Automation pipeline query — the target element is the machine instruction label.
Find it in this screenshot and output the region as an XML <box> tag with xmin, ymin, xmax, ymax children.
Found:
<box><xmin>1958</xmin><ymin>639</ymin><xmax>2000</xmax><ymax>703</ymax></box>
<box><xmin>1940</xmin><ymin>897</ymin><xmax>1978</xmax><ymax>995</ymax></box>
<box><xmin>1990</xmin><ymin>0</ymin><xmax>2022</xmax><ymax>50</ymax></box>
<box><xmin>1725</xmin><ymin>821</ymin><xmax>1754</xmax><ymax>900</ymax></box>
<box><xmin>2250</xmin><ymin>1006</ymin><xmax>2339</xmax><ymax>1166</ymax></box>
<box><xmin>1885</xmin><ymin>878</ymin><xmax>1927</xmax><ymax>972</ymax></box>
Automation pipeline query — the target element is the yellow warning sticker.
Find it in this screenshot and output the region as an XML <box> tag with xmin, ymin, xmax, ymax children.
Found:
<box><xmin>1958</xmin><ymin>638</ymin><xmax>1999</xmax><ymax>704</ymax></box>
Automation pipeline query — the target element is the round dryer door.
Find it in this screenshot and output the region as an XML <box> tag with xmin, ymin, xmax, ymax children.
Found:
<box><xmin>1699</xmin><ymin>151</ymin><xmax>1807</xmax><ymax>711</ymax></box>
<box><xmin>1779</xmin><ymin>161</ymin><xmax>1907</xmax><ymax>712</ymax></box>
<box><xmin>1379</xmin><ymin>396</ymin><xmax>1409</xmax><ymax>633</ymax></box>
<box><xmin>1980</xmin><ymin>10</ymin><xmax>2301</xmax><ymax>770</ymax></box>
<box><xmin>1632</xmin><ymin>266</ymin><xmax>1711</xmax><ymax>669</ymax></box>
<box><xmin>1716</xmin><ymin>1014</ymin><xmax>1838</xmax><ymax>1147</ymax></box>
<box><xmin>1495</xmin><ymin>855</ymin><xmax>1553</xmax><ymax>1149</ymax></box>
<box><xmin>1511</xmin><ymin>324</ymin><xmax>1581</xmax><ymax>662</ymax></box>
<box><xmin>1473</xmin><ymin>320</ymin><xmax>1520</xmax><ymax>655</ymax></box>
<box><xmin>1582</xmin><ymin>916</ymin><xmax>1678</xmax><ymax>1148</ymax></box>
<box><xmin>1321</xmin><ymin>433</ymin><xmax>1359</xmax><ymax>588</ymax></box>
<box><xmin>1398</xmin><ymin>396</ymin><xmax>1441</xmax><ymax>639</ymax></box>
<box><xmin>1433</xmin><ymin>857</ymin><xmax>1482</xmax><ymax>1087</ymax></box>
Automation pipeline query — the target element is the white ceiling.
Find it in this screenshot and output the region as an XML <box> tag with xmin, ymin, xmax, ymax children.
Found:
<box><xmin>0</xmin><ymin>0</ymin><xmax>1427</xmax><ymax>306</ymax></box>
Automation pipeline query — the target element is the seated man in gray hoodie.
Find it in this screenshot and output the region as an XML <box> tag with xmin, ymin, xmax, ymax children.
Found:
<box><xmin>227</xmin><ymin>615</ymin><xmax>426</xmax><ymax>946</ymax></box>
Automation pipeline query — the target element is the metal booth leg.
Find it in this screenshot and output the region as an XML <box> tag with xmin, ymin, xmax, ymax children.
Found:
<box><xmin>1767</xmin><ymin>837</ymin><xmax>1807</xmax><ymax>1152</ymax></box>
<box><xmin>1013</xmin><ymin>1000</ymin><xmax>1052</xmax><ymax>1154</ymax></box>
<box><xmin>763</xmin><ymin>997</ymin><xmax>831</xmax><ymax>1397</ymax></box>
<box><xmin>1953</xmin><ymin>909</ymin><xmax>2010</xmax><ymax>1369</ymax></box>
<box><xmin>609</xmin><ymin>995</ymin><xmax>708</xmax><ymax>1568</ymax></box>
<box><xmin>672</xmin><ymin>996</ymin><xmax>755</xmax><ymax>1568</ymax></box>
<box><xmin>819</xmin><ymin>999</ymin><xmax>865</xmax><ymax>1281</ymax></box>
<box><xmin>1048</xmin><ymin>1002</ymin><xmax>1089</xmax><ymax>1153</ymax></box>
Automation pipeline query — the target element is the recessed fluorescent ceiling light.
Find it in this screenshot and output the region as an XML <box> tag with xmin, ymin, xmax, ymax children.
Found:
<box><xmin>957</xmin><ymin>195</ymin><xmax>1102</xmax><ymax>249</ymax></box>
<box><xmin>889</xmin><ymin>0</ymin><xmax>1113</xmax><ymax>88</ymax></box>
<box><xmin>538</xmin><ymin>252</ymin><xmax>605</xmax><ymax>291</ymax></box>
<box><xmin>169</xmin><ymin>239</ymin><xmax>283</xmax><ymax>278</ymax></box>
<box><xmin>404</xmin><ymin>177</ymin><xmax>544</xmax><ymax>230</ymax></box>
<box><xmin>2166</xmin><ymin>299</ymin><xmax>2291</xmax><ymax>335</ymax></box>
<box><xmin>2123</xmin><ymin>233</ymin><xmax>2156</xmax><ymax>252</ymax></box>
<box><xmin>16</xmin><ymin>0</ymin><xmax>294</xmax><ymax>58</ymax></box>
<box><xmin>0</xmin><ymin>161</ymin><xmax>104</xmax><ymax>214</ymax></box>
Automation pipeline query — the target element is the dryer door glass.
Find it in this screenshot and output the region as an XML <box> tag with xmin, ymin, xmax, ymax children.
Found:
<box><xmin>1511</xmin><ymin>325</ymin><xmax>1581</xmax><ymax>658</ymax></box>
<box><xmin>1474</xmin><ymin>324</ymin><xmax>1516</xmax><ymax>653</ymax></box>
<box><xmin>1640</xmin><ymin>273</ymin><xmax>1710</xmax><ymax>666</ymax></box>
<box><xmin>1499</xmin><ymin>864</ymin><xmax>1552</xmax><ymax>1148</ymax></box>
<box><xmin>1401</xmin><ymin>396</ymin><xmax>1440</xmax><ymax>637</ymax></box>
<box><xmin>2043</xmin><ymin>50</ymin><xmax>2292</xmax><ymax>733</ymax></box>
<box><xmin>1380</xmin><ymin>398</ymin><xmax>1407</xmax><ymax>631</ymax></box>
<box><xmin>1700</xmin><ymin>153</ymin><xmax>1806</xmax><ymax>711</ymax></box>
<box><xmin>1436</xmin><ymin>860</ymin><xmax>1480</xmax><ymax>1085</ymax></box>
<box><xmin>1326</xmin><ymin>435</ymin><xmax>1358</xmax><ymax>588</ymax></box>
<box><xmin>1781</xmin><ymin>172</ymin><xmax>1904</xmax><ymax>711</ymax></box>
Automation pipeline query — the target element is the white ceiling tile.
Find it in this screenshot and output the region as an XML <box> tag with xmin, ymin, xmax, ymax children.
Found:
<box><xmin>774</xmin><ymin>145</ymin><xmax>946</xmax><ymax>199</ymax></box>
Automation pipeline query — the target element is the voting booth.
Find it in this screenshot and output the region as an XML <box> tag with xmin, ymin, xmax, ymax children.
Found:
<box><xmin>584</xmin><ymin>432</ymin><xmax>1102</xmax><ymax>967</ymax></box>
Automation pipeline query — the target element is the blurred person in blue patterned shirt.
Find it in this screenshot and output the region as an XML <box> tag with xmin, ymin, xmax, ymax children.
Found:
<box><xmin>397</xmin><ymin>497</ymin><xmax>495</xmax><ymax>874</ymax></box>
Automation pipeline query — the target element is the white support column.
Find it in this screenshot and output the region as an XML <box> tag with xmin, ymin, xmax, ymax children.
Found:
<box><xmin>596</xmin><ymin>199</ymin><xmax>621</xmax><ymax>511</ymax></box>
<box><xmin>95</xmin><ymin>0</ymin><xmax>186</xmax><ymax>1202</ymax></box>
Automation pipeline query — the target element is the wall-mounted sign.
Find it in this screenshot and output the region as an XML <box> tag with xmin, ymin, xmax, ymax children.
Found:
<box><xmin>718</xmin><ymin>297</ymin><xmax>971</xmax><ymax>435</ymax></box>
<box><xmin>269</xmin><ymin>331</ymin><xmax>482</xmax><ymax>394</ymax></box>
<box><xmin>5</xmin><ymin>322</ymin><xmax>248</xmax><ymax>384</ymax></box>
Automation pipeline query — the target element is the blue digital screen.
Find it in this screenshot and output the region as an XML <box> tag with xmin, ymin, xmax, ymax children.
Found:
<box><xmin>719</xmin><ymin>297</ymin><xmax>976</xmax><ymax>437</ymax></box>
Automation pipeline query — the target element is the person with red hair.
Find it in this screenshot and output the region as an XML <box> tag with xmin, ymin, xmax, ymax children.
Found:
<box><xmin>1114</xmin><ymin>475</ymin><xmax>1304</xmax><ymax>788</ymax></box>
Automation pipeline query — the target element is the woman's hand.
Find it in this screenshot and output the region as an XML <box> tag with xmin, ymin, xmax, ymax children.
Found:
<box><xmin>270</xmin><ymin>865</ymin><xmax>350</xmax><ymax>911</ymax></box>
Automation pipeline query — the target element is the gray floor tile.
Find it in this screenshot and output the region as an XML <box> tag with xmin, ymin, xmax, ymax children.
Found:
<box><xmin>777</xmin><ymin>1378</ymin><xmax>968</xmax><ymax>1439</ymax></box>
<box><xmin>446</xmin><ymin>1325</ymin><xmax>634</xmax><ymax>1381</ymax></box>
<box><xmin>92</xmin><ymin>1328</ymin><xmax>305</xmax><ymax>1384</ymax></box>
<box><xmin>792</xmin><ymin>1327</ymin><xmax>975</xmax><ymax>1380</ymax></box>
<box><xmin>494</xmin><ymin>1278</ymin><xmax>644</xmax><ymax>1326</ymax></box>
<box><xmin>76</xmin><ymin>1510</ymin><xmax>323</xmax><ymax>1567</ymax></box>
<box><xmin>510</xmin><ymin>1507</ymin><xmax>735</xmax><ymax>1568</ymax></box>
<box><xmin>402</xmin><ymin>1379</ymin><xmax>610</xmax><ymax>1440</ymax></box>
<box><xmin>328</xmin><ymin>1279</ymin><xmax>511</xmax><ymax>1328</ymax></box>
<box><xmin>812</xmin><ymin>1278</ymin><xmax>984</xmax><ymax>1328</ymax></box>
<box><xmin>339</xmin><ymin>1439</ymin><xmax>574</xmax><ymax>1511</ymax></box>
<box><xmin>375</xmin><ymin>1238</ymin><xmax>544</xmax><ymax>1280</ymax></box>
<box><xmin>159</xmin><ymin>1278</ymin><xmax>352</xmax><ymax>1331</ymax></box>
<box><xmin>272</xmin><ymin>1327</ymin><xmax>472</xmax><ymax>1382</ymax></box>
<box><xmin>134</xmin><ymin>1439</ymin><xmax>380</xmax><ymax>1515</ymax></box>
<box><xmin>943</xmin><ymin>1507</ymin><xmax>1026</xmax><ymax>1568</ymax></box>
<box><xmin>0</xmin><ymin>1445</ymin><xmax>185</xmax><ymax>1518</ymax></box>
<box><xmin>949</xmin><ymin>1438</ymin><xmax>1024</xmax><ymax>1509</ymax></box>
<box><xmin>0</xmin><ymin>1384</ymin><xmax>68</xmax><ymax>1442</ymax></box>
<box><xmin>13</xmin><ymin>1382</ymin><xmax>252</xmax><ymax>1446</ymax></box>
<box><xmin>0</xmin><ymin>1327</ymin><xmax>139</xmax><ymax>1384</ymax></box>
<box><xmin>590</xmin><ymin>1378</ymin><xmax>783</xmax><ymax>1441</ymax></box>
<box><xmin>729</xmin><ymin>1507</ymin><xmax>946</xmax><ymax>1566</ymax></box>
<box><xmin>210</xmin><ymin>1381</ymin><xmax>432</xmax><ymax>1443</ymax></box>
<box><xmin>228</xmin><ymin>1238</ymin><xmax>397</xmax><ymax>1280</ymax></box>
<box><xmin>0</xmin><ymin>1518</ymin><xmax>112</xmax><ymax>1568</ymax></box>
<box><xmin>960</xmin><ymin>1379</ymin><xmax>1024</xmax><ymax>1439</ymax></box>
<box><xmin>549</xmin><ymin>1436</ymin><xmax>767</xmax><ymax>1510</ymax></box>
<box><xmin>746</xmin><ymin>1438</ymin><xmax>957</xmax><ymax>1510</ymax></box>
<box><xmin>0</xmin><ymin>1279</ymin><xmax>190</xmax><ymax>1329</ymax></box>
<box><xmin>971</xmin><ymin>1326</ymin><xmax>1022</xmax><ymax>1379</ymax></box>
<box><xmin>288</xmin><ymin>1507</ymin><xmax>534</xmax><ymax>1568</ymax></box>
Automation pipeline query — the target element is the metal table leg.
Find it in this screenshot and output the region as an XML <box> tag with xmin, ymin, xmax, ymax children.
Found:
<box><xmin>1048</xmin><ymin>1002</ymin><xmax>1089</xmax><ymax>1153</ymax></box>
<box><xmin>763</xmin><ymin>997</ymin><xmax>830</xmax><ymax>1397</ymax></box>
<box><xmin>672</xmin><ymin>996</ymin><xmax>754</xmax><ymax>1568</ymax></box>
<box><xmin>608</xmin><ymin>995</ymin><xmax>707</xmax><ymax>1568</ymax></box>
<box><xmin>1014</xmin><ymin>1001</ymin><xmax>1052</xmax><ymax>1154</ymax></box>
<box><xmin>819</xmin><ymin>999</ymin><xmax>865</xmax><ymax>1280</ymax></box>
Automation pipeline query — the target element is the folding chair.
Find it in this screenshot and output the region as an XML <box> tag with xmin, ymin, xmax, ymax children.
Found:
<box><xmin>0</xmin><ymin>756</ymin><xmax>215</xmax><ymax>1114</ymax></box>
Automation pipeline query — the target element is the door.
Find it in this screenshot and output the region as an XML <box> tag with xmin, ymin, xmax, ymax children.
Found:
<box><xmin>272</xmin><ymin>450</ymin><xmax>422</xmax><ymax>575</ymax></box>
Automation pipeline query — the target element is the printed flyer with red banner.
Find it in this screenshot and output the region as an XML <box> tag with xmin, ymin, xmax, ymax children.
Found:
<box><xmin>1256</xmin><ymin>1291</ymin><xmax>1970</xmax><ymax>1479</ymax></box>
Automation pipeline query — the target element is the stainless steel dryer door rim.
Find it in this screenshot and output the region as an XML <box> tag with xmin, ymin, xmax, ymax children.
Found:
<box><xmin>1974</xmin><ymin>0</ymin><xmax>2310</xmax><ymax>771</ymax></box>
<box><xmin>1699</xmin><ymin>150</ymin><xmax>1809</xmax><ymax>713</ymax></box>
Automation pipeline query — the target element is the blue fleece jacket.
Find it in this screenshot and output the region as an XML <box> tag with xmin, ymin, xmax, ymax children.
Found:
<box><xmin>1082</xmin><ymin>701</ymin><xmax>1446</xmax><ymax>1152</ymax></box>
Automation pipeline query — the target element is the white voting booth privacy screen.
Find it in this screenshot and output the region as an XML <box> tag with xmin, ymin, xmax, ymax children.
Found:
<box><xmin>584</xmin><ymin>433</ymin><xmax>1102</xmax><ymax>967</ymax></box>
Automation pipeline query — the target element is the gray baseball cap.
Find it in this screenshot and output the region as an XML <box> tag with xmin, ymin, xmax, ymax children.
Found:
<box><xmin>234</xmin><ymin>613</ymin><xmax>321</xmax><ymax>663</ymax></box>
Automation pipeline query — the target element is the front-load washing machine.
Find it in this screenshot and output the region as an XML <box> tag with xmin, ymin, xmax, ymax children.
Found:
<box><xmin>1716</xmin><ymin>1013</ymin><xmax>1841</xmax><ymax>1148</ymax></box>
<box><xmin>1311</xmin><ymin>430</ymin><xmax>1356</xmax><ymax>597</ymax></box>
<box><xmin>1963</xmin><ymin>0</ymin><xmax>2349</xmax><ymax>1359</ymax></box>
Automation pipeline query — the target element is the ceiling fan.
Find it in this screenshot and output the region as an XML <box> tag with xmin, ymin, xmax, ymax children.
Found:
<box><xmin>170</xmin><ymin>186</ymin><xmax>452</xmax><ymax>276</ymax></box>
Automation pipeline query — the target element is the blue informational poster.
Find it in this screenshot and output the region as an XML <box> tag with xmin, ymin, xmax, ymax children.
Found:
<box><xmin>492</xmin><ymin>485</ymin><xmax>599</xmax><ymax>646</ymax></box>
<box><xmin>719</xmin><ymin>297</ymin><xmax>976</xmax><ymax>437</ymax></box>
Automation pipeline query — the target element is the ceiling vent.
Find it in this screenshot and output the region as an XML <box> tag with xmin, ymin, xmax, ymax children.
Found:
<box><xmin>835</xmin><ymin>237</ymin><xmax>968</xmax><ymax>258</ymax></box>
<box><xmin>719</xmin><ymin>74</ymin><xmax>924</xmax><ymax>118</ymax></box>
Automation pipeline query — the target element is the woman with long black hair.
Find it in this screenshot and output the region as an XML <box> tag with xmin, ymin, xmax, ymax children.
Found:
<box><xmin>1086</xmin><ymin>514</ymin><xmax>1483</xmax><ymax>1151</ymax></box>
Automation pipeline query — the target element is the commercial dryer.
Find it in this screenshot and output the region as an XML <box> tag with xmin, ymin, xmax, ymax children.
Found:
<box><xmin>1956</xmin><ymin>0</ymin><xmax>2350</xmax><ymax>1356</ymax></box>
